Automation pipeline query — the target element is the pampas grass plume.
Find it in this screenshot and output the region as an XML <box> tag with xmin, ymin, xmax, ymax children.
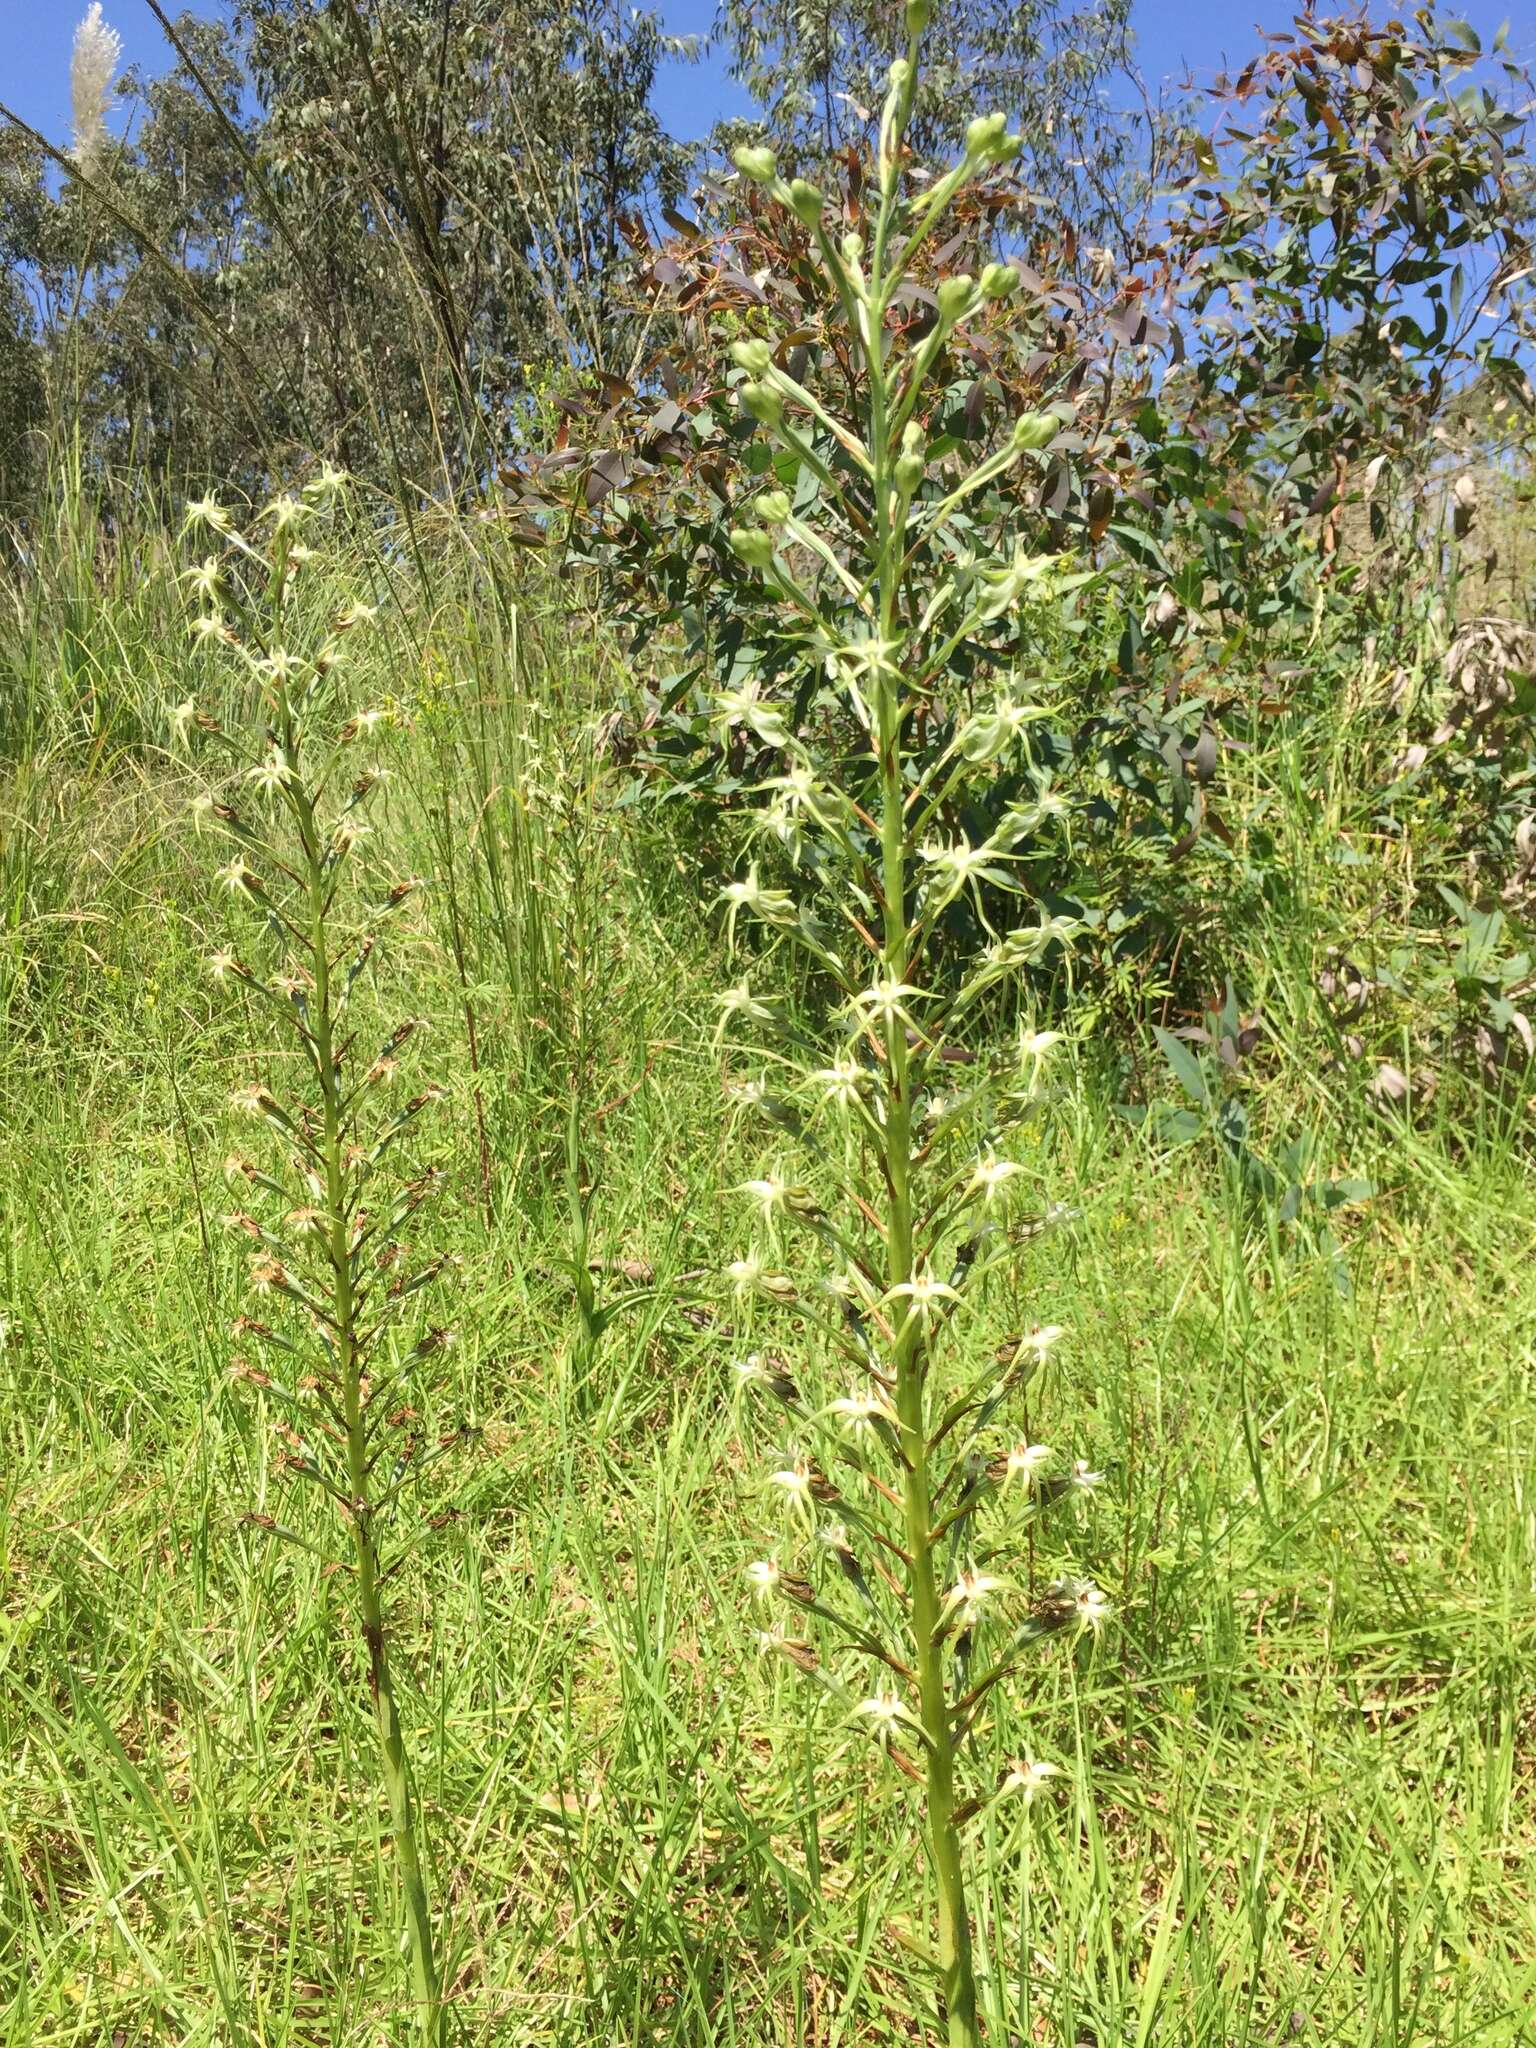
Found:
<box><xmin>70</xmin><ymin>4</ymin><xmax>122</xmax><ymax>169</ymax></box>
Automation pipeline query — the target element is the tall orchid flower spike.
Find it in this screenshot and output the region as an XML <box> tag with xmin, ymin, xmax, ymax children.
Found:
<box><xmin>179</xmin><ymin>484</ymin><xmax>451</xmax><ymax>2047</ymax></box>
<box><xmin>713</xmin><ymin>11</ymin><xmax>1112</xmax><ymax>2043</ymax></box>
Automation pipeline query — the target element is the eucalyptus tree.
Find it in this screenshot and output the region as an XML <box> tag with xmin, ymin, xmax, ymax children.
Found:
<box><xmin>714</xmin><ymin>0</ymin><xmax>1144</xmax><ymax>249</ymax></box>
<box><xmin>236</xmin><ymin>0</ymin><xmax>696</xmax><ymax>479</ymax></box>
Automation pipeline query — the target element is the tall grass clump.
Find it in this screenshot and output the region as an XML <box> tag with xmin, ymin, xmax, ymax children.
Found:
<box><xmin>715</xmin><ymin>8</ymin><xmax>1116</xmax><ymax>2041</ymax></box>
<box><xmin>174</xmin><ymin>476</ymin><xmax>451</xmax><ymax>2046</ymax></box>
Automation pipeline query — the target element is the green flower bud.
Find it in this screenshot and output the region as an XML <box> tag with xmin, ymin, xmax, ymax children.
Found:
<box><xmin>787</xmin><ymin>179</ymin><xmax>824</xmax><ymax>225</ymax></box>
<box><xmin>936</xmin><ymin>274</ymin><xmax>975</xmax><ymax>324</ymax></box>
<box><xmin>733</xmin><ymin>144</ymin><xmax>778</xmax><ymax>184</ymax></box>
<box><xmin>965</xmin><ymin>112</ymin><xmax>1008</xmax><ymax>161</ymax></box>
<box><xmin>895</xmin><ymin>421</ymin><xmax>926</xmax><ymax>492</ymax></box>
<box><xmin>841</xmin><ymin>232</ymin><xmax>865</xmax><ymax>267</ymax></box>
<box><xmin>729</xmin><ymin>527</ymin><xmax>776</xmax><ymax>571</ymax></box>
<box><xmin>730</xmin><ymin>338</ymin><xmax>773</xmax><ymax>375</ymax></box>
<box><xmin>980</xmin><ymin>262</ymin><xmax>1019</xmax><ymax>301</ymax></box>
<box><xmin>740</xmin><ymin>381</ymin><xmax>785</xmax><ymax>430</ymax></box>
<box><xmin>887</xmin><ymin>58</ymin><xmax>911</xmax><ymax>95</ymax></box>
<box><xmin>905</xmin><ymin>0</ymin><xmax>932</xmax><ymax>31</ymax></box>
<box><xmin>1011</xmin><ymin>411</ymin><xmax>1061</xmax><ymax>452</ymax></box>
<box><xmin>756</xmin><ymin>490</ymin><xmax>792</xmax><ymax>526</ymax></box>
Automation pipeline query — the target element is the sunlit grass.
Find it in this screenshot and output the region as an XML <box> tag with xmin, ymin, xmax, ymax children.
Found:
<box><xmin>1</xmin><ymin>527</ymin><xmax>1533</xmax><ymax>2047</ymax></box>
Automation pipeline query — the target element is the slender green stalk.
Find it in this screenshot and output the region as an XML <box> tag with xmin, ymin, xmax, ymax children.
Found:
<box><xmin>180</xmin><ymin>483</ymin><xmax>449</xmax><ymax>2048</ymax></box>
<box><xmin>298</xmin><ymin>763</ymin><xmax>442</xmax><ymax>2046</ymax></box>
<box><xmin>866</xmin><ymin>54</ymin><xmax>979</xmax><ymax>2035</ymax></box>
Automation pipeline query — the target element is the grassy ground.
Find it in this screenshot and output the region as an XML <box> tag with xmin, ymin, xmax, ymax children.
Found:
<box><xmin>1</xmin><ymin>523</ymin><xmax>1533</xmax><ymax>2048</ymax></box>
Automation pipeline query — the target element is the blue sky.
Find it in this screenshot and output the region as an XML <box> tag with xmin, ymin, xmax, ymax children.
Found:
<box><xmin>5</xmin><ymin>0</ymin><xmax>1532</xmax><ymax>156</ymax></box>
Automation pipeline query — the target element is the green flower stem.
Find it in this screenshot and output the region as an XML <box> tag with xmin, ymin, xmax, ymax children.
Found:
<box><xmin>865</xmin><ymin>107</ymin><xmax>982</xmax><ymax>2046</ymax></box>
<box><xmin>287</xmin><ymin>691</ymin><xmax>443</xmax><ymax>2048</ymax></box>
<box><xmin>908</xmin><ymin>440</ymin><xmax>1034</xmax><ymax>547</ymax></box>
<box><xmin>764</xmin><ymin>361</ymin><xmax>874</xmax><ymax>474</ymax></box>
